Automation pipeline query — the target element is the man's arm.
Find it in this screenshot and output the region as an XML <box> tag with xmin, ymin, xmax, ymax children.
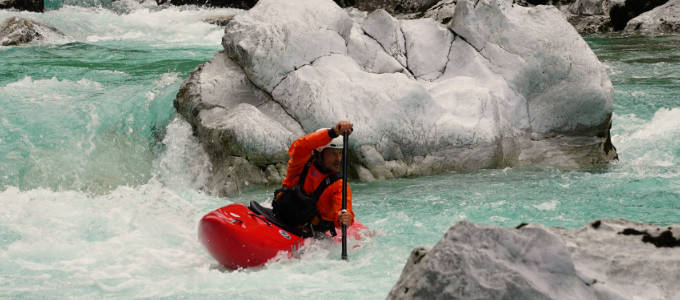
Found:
<box><xmin>281</xmin><ymin>121</ymin><xmax>354</xmax><ymax>187</ymax></box>
<box><xmin>318</xmin><ymin>182</ymin><xmax>354</xmax><ymax>227</ymax></box>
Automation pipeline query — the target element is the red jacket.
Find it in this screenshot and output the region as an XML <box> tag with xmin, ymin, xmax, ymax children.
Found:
<box><xmin>282</xmin><ymin>129</ymin><xmax>354</xmax><ymax>227</ymax></box>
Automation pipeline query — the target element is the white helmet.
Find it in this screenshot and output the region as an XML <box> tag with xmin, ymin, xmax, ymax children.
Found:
<box><xmin>316</xmin><ymin>135</ymin><xmax>344</xmax><ymax>152</ymax></box>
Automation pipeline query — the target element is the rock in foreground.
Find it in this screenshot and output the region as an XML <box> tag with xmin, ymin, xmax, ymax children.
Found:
<box><xmin>388</xmin><ymin>219</ymin><xmax>680</xmax><ymax>300</ymax></box>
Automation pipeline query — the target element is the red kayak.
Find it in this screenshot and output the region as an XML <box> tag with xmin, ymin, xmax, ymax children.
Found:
<box><xmin>198</xmin><ymin>201</ymin><xmax>366</xmax><ymax>269</ymax></box>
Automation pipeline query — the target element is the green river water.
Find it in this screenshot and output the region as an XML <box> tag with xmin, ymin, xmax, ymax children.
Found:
<box><xmin>1</xmin><ymin>2</ymin><xmax>679</xmax><ymax>299</ymax></box>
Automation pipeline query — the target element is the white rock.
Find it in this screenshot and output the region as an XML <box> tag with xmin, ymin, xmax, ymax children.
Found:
<box><xmin>197</xmin><ymin>104</ymin><xmax>294</xmax><ymax>163</ymax></box>
<box><xmin>389</xmin><ymin>219</ymin><xmax>680</xmax><ymax>300</ymax></box>
<box><xmin>362</xmin><ymin>9</ymin><xmax>408</xmax><ymax>67</ymax></box>
<box><xmin>388</xmin><ymin>220</ymin><xmax>624</xmax><ymax>300</ymax></box>
<box><xmin>625</xmin><ymin>0</ymin><xmax>680</xmax><ymax>34</ymax></box>
<box><xmin>358</xmin><ymin>145</ymin><xmax>393</xmax><ymax>179</ymax></box>
<box><xmin>175</xmin><ymin>51</ymin><xmax>304</xmax><ymax>160</ymax></box>
<box><xmin>272</xmin><ymin>54</ymin><xmax>443</xmax><ymax>155</ymax></box>
<box><xmin>539</xmin><ymin>220</ymin><xmax>680</xmax><ymax>300</ymax></box>
<box><xmin>221</xmin><ymin>0</ymin><xmax>353</xmax><ymax>92</ymax></box>
<box><xmin>347</xmin><ymin>23</ymin><xmax>406</xmax><ymax>74</ymax></box>
<box><xmin>401</xmin><ymin>18</ymin><xmax>454</xmax><ymax>80</ymax></box>
<box><xmin>451</xmin><ymin>0</ymin><xmax>613</xmax><ymax>137</ymax></box>
<box><xmin>175</xmin><ymin>0</ymin><xmax>616</xmax><ymax>195</ymax></box>
<box><xmin>423</xmin><ymin>0</ymin><xmax>457</xmax><ymax>24</ymax></box>
<box><xmin>355</xmin><ymin>164</ymin><xmax>376</xmax><ymax>182</ymax></box>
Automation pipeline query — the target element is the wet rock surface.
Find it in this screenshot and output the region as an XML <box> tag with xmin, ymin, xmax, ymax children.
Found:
<box><xmin>174</xmin><ymin>0</ymin><xmax>616</xmax><ymax>196</ymax></box>
<box><xmin>389</xmin><ymin>219</ymin><xmax>680</xmax><ymax>300</ymax></box>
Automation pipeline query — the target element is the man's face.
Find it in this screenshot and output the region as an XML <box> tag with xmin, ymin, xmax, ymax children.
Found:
<box><xmin>322</xmin><ymin>148</ymin><xmax>342</xmax><ymax>173</ymax></box>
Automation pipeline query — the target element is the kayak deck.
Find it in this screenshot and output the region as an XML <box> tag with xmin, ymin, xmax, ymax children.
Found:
<box><xmin>198</xmin><ymin>202</ymin><xmax>365</xmax><ymax>269</ymax></box>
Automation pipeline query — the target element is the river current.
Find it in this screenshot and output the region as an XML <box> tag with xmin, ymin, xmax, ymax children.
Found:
<box><xmin>1</xmin><ymin>1</ymin><xmax>679</xmax><ymax>299</ymax></box>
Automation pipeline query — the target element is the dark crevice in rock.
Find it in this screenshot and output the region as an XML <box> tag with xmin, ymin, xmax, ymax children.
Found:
<box><xmin>516</xmin><ymin>223</ymin><xmax>529</xmax><ymax>229</ymax></box>
<box><xmin>398</xmin><ymin>26</ymin><xmax>417</xmax><ymax>77</ymax></box>
<box><xmin>449</xmin><ymin>29</ymin><xmax>481</xmax><ymax>53</ymax></box>
<box><xmin>242</xmin><ymin>73</ymin><xmax>302</xmax><ymax>132</ymax></box>
<box><xmin>432</xmin><ymin>34</ymin><xmax>456</xmax><ymax>81</ymax></box>
<box><xmin>361</xmin><ymin>30</ymin><xmax>411</xmax><ymax>74</ymax></box>
<box><xmin>429</xmin><ymin>0</ymin><xmax>457</xmax><ymax>11</ymax></box>
<box><xmin>591</xmin><ymin>220</ymin><xmax>602</xmax><ymax>229</ymax></box>
<box><xmin>268</xmin><ymin>51</ymin><xmax>345</xmax><ymax>130</ymax></box>
<box><xmin>583</xmin><ymin>278</ymin><xmax>598</xmax><ymax>286</ymax></box>
<box><xmin>603</xmin><ymin>118</ymin><xmax>618</xmax><ymax>160</ymax></box>
<box><xmin>619</xmin><ymin>227</ymin><xmax>680</xmax><ymax>248</ymax></box>
<box><xmin>411</xmin><ymin>247</ymin><xmax>428</xmax><ymax>264</ymax></box>
<box><xmin>361</xmin><ymin>23</ymin><xmax>411</xmax><ymax>75</ymax></box>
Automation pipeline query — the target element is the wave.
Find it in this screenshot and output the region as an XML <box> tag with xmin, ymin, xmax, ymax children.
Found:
<box><xmin>612</xmin><ymin>107</ymin><xmax>680</xmax><ymax>171</ymax></box>
<box><xmin>1</xmin><ymin>1</ymin><xmax>241</xmax><ymax>47</ymax></box>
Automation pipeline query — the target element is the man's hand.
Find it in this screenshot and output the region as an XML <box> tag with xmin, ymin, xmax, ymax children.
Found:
<box><xmin>334</xmin><ymin>120</ymin><xmax>353</xmax><ymax>136</ymax></box>
<box><xmin>338</xmin><ymin>209</ymin><xmax>352</xmax><ymax>226</ymax></box>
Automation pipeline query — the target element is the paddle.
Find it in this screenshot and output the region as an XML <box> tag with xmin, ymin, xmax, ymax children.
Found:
<box><xmin>341</xmin><ymin>131</ymin><xmax>348</xmax><ymax>261</ymax></box>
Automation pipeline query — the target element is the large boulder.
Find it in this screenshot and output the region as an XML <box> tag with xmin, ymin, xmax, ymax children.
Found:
<box><xmin>174</xmin><ymin>0</ymin><xmax>616</xmax><ymax>196</ymax></box>
<box><xmin>609</xmin><ymin>0</ymin><xmax>669</xmax><ymax>30</ymax></box>
<box><xmin>388</xmin><ymin>219</ymin><xmax>680</xmax><ymax>300</ymax></box>
<box><xmin>0</xmin><ymin>17</ymin><xmax>64</xmax><ymax>46</ymax></box>
<box><xmin>624</xmin><ymin>0</ymin><xmax>680</xmax><ymax>33</ymax></box>
<box><xmin>174</xmin><ymin>51</ymin><xmax>302</xmax><ymax>195</ymax></box>
<box><xmin>0</xmin><ymin>0</ymin><xmax>43</xmax><ymax>12</ymax></box>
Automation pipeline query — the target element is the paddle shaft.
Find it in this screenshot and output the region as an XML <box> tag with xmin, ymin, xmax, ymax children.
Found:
<box><xmin>341</xmin><ymin>132</ymin><xmax>348</xmax><ymax>260</ymax></box>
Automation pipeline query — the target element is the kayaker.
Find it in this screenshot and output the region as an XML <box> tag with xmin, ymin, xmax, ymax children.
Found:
<box><xmin>272</xmin><ymin>121</ymin><xmax>355</xmax><ymax>237</ymax></box>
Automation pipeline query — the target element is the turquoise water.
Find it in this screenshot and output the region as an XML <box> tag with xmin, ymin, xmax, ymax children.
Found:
<box><xmin>1</xmin><ymin>2</ymin><xmax>679</xmax><ymax>299</ymax></box>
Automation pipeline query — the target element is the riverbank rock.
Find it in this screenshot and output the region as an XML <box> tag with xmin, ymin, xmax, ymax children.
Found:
<box><xmin>174</xmin><ymin>0</ymin><xmax>616</xmax><ymax>196</ymax></box>
<box><xmin>528</xmin><ymin>0</ymin><xmax>672</xmax><ymax>34</ymax></box>
<box><xmin>156</xmin><ymin>0</ymin><xmax>257</xmax><ymax>9</ymax></box>
<box><xmin>348</xmin><ymin>0</ymin><xmax>440</xmax><ymax>14</ymax></box>
<box><xmin>624</xmin><ymin>0</ymin><xmax>680</xmax><ymax>34</ymax></box>
<box><xmin>0</xmin><ymin>0</ymin><xmax>43</xmax><ymax>12</ymax></box>
<box><xmin>157</xmin><ymin>0</ymin><xmax>440</xmax><ymax>13</ymax></box>
<box><xmin>609</xmin><ymin>0</ymin><xmax>670</xmax><ymax>30</ymax></box>
<box><xmin>388</xmin><ymin>219</ymin><xmax>680</xmax><ymax>300</ymax></box>
<box><xmin>0</xmin><ymin>17</ymin><xmax>64</xmax><ymax>46</ymax></box>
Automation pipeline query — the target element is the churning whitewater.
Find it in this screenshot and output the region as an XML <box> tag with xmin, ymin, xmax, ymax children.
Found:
<box><xmin>1</xmin><ymin>1</ymin><xmax>680</xmax><ymax>299</ymax></box>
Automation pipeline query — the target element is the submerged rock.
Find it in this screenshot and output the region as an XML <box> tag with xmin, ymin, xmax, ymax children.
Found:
<box><xmin>624</xmin><ymin>0</ymin><xmax>680</xmax><ymax>34</ymax></box>
<box><xmin>388</xmin><ymin>219</ymin><xmax>680</xmax><ymax>300</ymax></box>
<box><xmin>174</xmin><ymin>0</ymin><xmax>616</xmax><ymax>196</ymax></box>
<box><xmin>0</xmin><ymin>17</ymin><xmax>64</xmax><ymax>46</ymax></box>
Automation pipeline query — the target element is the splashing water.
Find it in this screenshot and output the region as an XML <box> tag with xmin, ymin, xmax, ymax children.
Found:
<box><xmin>1</xmin><ymin>4</ymin><xmax>679</xmax><ymax>299</ymax></box>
